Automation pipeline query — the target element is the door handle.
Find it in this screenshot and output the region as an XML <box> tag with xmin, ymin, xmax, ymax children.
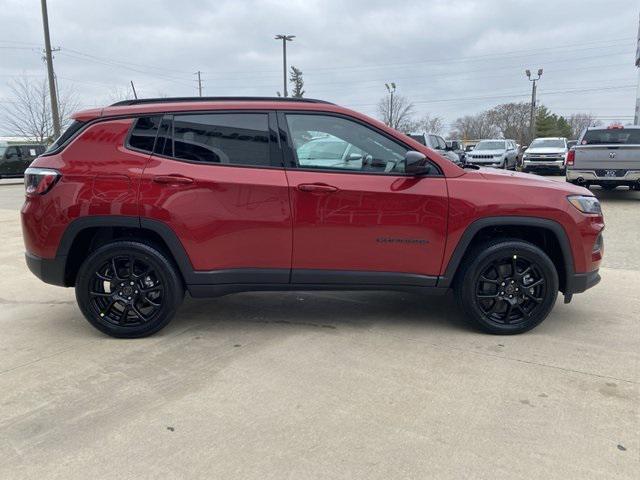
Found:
<box><xmin>153</xmin><ymin>175</ymin><xmax>194</xmax><ymax>185</ymax></box>
<box><xmin>297</xmin><ymin>183</ymin><xmax>338</xmax><ymax>193</ymax></box>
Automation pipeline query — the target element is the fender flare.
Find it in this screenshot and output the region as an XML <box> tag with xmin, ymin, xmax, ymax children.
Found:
<box><xmin>437</xmin><ymin>216</ymin><xmax>575</xmax><ymax>288</ymax></box>
<box><xmin>56</xmin><ymin>215</ymin><xmax>195</xmax><ymax>283</ymax></box>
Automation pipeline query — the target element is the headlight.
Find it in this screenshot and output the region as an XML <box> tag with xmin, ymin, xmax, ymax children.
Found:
<box><xmin>567</xmin><ymin>195</ymin><xmax>601</xmax><ymax>214</ymax></box>
<box><xmin>494</xmin><ymin>154</ymin><xmax>503</xmax><ymax>158</ymax></box>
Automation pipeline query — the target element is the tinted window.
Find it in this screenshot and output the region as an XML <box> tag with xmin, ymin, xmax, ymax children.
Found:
<box><xmin>46</xmin><ymin>120</ymin><xmax>84</xmax><ymax>153</ymax></box>
<box><xmin>19</xmin><ymin>145</ymin><xmax>45</xmax><ymax>158</ymax></box>
<box><xmin>129</xmin><ymin>116</ymin><xmax>162</xmax><ymax>152</ymax></box>
<box><xmin>581</xmin><ymin>129</ymin><xmax>640</xmax><ymax>145</ymax></box>
<box><xmin>286</xmin><ymin>114</ymin><xmax>409</xmax><ymax>174</ymax></box>
<box><xmin>408</xmin><ymin>134</ymin><xmax>426</xmax><ymax>145</ymax></box>
<box><xmin>172</xmin><ymin>113</ymin><xmax>270</xmax><ymax>166</ymax></box>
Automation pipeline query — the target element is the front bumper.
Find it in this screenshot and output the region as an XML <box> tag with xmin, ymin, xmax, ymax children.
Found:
<box><xmin>25</xmin><ymin>252</ymin><xmax>67</xmax><ymax>287</ymax></box>
<box><xmin>565</xmin><ymin>269</ymin><xmax>601</xmax><ymax>295</ymax></box>
<box><xmin>467</xmin><ymin>159</ymin><xmax>504</xmax><ymax>167</ymax></box>
<box><xmin>523</xmin><ymin>159</ymin><xmax>565</xmax><ymax>170</ymax></box>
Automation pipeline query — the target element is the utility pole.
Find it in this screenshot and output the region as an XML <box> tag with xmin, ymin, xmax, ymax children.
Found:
<box><xmin>525</xmin><ymin>68</ymin><xmax>543</xmax><ymax>140</ymax></box>
<box><xmin>40</xmin><ymin>0</ymin><xmax>60</xmax><ymax>138</ymax></box>
<box><xmin>195</xmin><ymin>71</ymin><xmax>202</xmax><ymax>97</ymax></box>
<box><xmin>385</xmin><ymin>83</ymin><xmax>396</xmax><ymax>127</ymax></box>
<box><xmin>275</xmin><ymin>35</ymin><xmax>295</xmax><ymax>97</ymax></box>
<box><xmin>634</xmin><ymin>13</ymin><xmax>640</xmax><ymax>124</ymax></box>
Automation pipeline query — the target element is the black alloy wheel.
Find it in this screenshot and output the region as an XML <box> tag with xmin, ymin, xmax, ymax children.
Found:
<box><xmin>455</xmin><ymin>239</ymin><xmax>559</xmax><ymax>334</ymax></box>
<box><xmin>76</xmin><ymin>241</ymin><xmax>183</xmax><ymax>338</ymax></box>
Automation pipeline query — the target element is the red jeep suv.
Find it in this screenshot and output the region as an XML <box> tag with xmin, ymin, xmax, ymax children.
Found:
<box><xmin>21</xmin><ymin>97</ymin><xmax>604</xmax><ymax>338</ymax></box>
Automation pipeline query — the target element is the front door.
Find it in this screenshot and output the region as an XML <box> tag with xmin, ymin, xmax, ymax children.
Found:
<box><xmin>280</xmin><ymin>112</ymin><xmax>448</xmax><ymax>285</ymax></box>
<box><xmin>138</xmin><ymin>112</ymin><xmax>292</xmax><ymax>284</ymax></box>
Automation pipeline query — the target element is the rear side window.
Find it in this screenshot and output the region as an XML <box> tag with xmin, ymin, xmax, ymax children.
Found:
<box><xmin>128</xmin><ymin>116</ymin><xmax>162</xmax><ymax>153</ymax></box>
<box><xmin>172</xmin><ymin>113</ymin><xmax>270</xmax><ymax>166</ymax></box>
<box><xmin>581</xmin><ymin>129</ymin><xmax>640</xmax><ymax>145</ymax></box>
<box><xmin>46</xmin><ymin>120</ymin><xmax>85</xmax><ymax>153</ymax></box>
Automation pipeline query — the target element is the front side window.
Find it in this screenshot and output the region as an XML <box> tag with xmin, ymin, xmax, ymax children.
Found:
<box><xmin>286</xmin><ymin>114</ymin><xmax>408</xmax><ymax>174</ymax></box>
<box><xmin>172</xmin><ymin>113</ymin><xmax>270</xmax><ymax>166</ymax></box>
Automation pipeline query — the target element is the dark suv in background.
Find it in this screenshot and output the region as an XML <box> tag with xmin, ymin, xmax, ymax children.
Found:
<box><xmin>0</xmin><ymin>141</ymin><xmax>46</xmax><ymax>178</ymax></box>
<box><xmin>22</xmin><ymin>97</ymin><xmax>603</xmax><ymax>338</ymax></box>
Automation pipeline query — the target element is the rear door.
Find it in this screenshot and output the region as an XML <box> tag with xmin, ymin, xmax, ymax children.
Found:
<box><xmin>280</xmin><ymin>112</ymin><xmax>448</xmax><ymax>285</ymax></box>
<box><xmin>138</xmin><ymin>111</ymin><xmax>292</xmax><ymax>283</ymax></box>
<box><xmin>3</xmin><ymin>146</ymin><xmax>22</xmax><ymax>175</ymax></box>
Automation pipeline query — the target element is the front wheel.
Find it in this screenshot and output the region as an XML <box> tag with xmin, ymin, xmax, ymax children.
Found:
<box><xmin>75</xmin><ymin>241</ymin><xmax>184</xmax><ymax>338</ymax></box>
<box><xmin>455</xmin><ymin>239</ymin><xmax>559</xmax><ymax>334</ymax></box>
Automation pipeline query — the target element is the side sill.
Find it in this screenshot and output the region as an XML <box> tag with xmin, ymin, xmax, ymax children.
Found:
<box><xmin>187</xmin><ymin>283</ymin><xmax>449</xmax><ymax>298</ymax></box>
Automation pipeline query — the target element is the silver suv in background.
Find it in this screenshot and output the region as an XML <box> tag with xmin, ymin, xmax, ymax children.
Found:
<box><xmin>567</xmin><ymin>126</ymin><xmax>640</xmax><ymax>191</ymax></box>
<box><xmin>522</xmin><ymin>137</ymin><xmax>568</xmax><ymax>174</ymax></box>
<box><xmin>407</xmin><ymin>132</ymin><xmax>461</xmax><ymax>165</ymax></box>
<box><xmin>465</xmin><ymin>139</ymin><xmax>518</xmax><ymax>169</ymax></box>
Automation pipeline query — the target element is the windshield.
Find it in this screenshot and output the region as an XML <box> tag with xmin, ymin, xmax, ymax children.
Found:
<box><xmin>0</xmin><ymin>146</ymin><xmax>6</xmax><ymax>157</ymax></box>
<box><xmin>475</xmin><ymin>141</ymin><xmax>505</xmax><ymax>150</ymax></box>
<box><xmin>530</xmin><ymin>139</ymin><xmax>565</xmax><ymax>148</ymax></box>
<box><xmin>581</xmin><ymin>129</ymin><xmax>640</xmax><ymax>145</ymax></box>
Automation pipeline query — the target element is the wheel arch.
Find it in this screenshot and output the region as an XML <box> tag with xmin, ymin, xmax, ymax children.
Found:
<box><xmin>439</xmin><ymin>217</ymin><xmax>575</xmax><ymax>292</ymax></box>
<box><xmin>58</xmin><ymin>216</ymin><xmax>194</xmax><ymax>287</ymax></box>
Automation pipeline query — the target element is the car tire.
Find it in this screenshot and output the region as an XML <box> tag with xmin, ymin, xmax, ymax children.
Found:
<box><xmin>454</xmin><ymin>239</ymin><xmax>559</xmax><ymax>335</ymax></box>
<box><xmin>75</xmin><ymin>241</ymin><xmax>184</xmax><ymax>338</ymax></box>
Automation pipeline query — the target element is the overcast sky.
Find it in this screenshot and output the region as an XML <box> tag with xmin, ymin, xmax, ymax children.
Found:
<box><xmin>0</xmin><ymin>0</ymin><xmax>638</xmax><ymax>135</ymax></box>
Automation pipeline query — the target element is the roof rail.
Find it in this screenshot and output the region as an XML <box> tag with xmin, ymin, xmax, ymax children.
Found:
<box><xmin>110</xmin><ymin>96</ymin><xmax>334</xmax><ymax>107</ymax></box>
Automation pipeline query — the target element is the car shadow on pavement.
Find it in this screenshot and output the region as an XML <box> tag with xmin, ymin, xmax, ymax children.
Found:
<box><xmin>591</xmin><ymin>187</ymin><xmax>640</xmax><ymax>202</ymax></box>
<box><xmin>163</xmin><ymin>290</ymin><xmax>471</xmax><ymax>336</ymax></box>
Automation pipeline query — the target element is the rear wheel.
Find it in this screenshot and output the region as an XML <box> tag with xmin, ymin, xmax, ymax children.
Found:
<box><xmin>455</xmin><ymin>239</ymin><xmax>558</xmax><ymax>334</ymax></box>
<box><xmin>75</xmin><ymin>241</ymin><xmax>184</xmax><ymax>338</ymax></box>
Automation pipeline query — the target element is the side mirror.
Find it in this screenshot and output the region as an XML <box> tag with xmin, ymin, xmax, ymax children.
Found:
<box><xmin>347</xmin><ymin>152</ymin><xmax>363</xmax><ymax>161</ymax></box>
<box><xmin>404</xmin><ymin>150</ymin><xmax>429</xmax><ymax>175</ymax></box>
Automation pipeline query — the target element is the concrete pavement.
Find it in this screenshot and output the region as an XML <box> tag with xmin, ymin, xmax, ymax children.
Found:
<box><xmin>0</xmin><ymin>181</ymin><xmax>638</xmax><ymax>479</ymax></box>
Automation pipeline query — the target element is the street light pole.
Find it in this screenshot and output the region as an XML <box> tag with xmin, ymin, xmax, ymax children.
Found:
<box><xmin>526</xmin><ymin>68</ymin><xmax>543</xmax><ymax>140</ymax></box>
<box><xmin>385</xmin><ymin>83</ymin><xmax>396</xmax><ymax>127</ymax></box>
<box><xmin>40</xmin><ymin>0</ymin><xmax>60</xmax><ymax>138</ymax></box>
<box><xmin>275</xmin><ymin>34</ymin><xmax>295</xmax><ymax>97</ymax></box>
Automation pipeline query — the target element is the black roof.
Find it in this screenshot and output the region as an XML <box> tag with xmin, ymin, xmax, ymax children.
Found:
<box><xmin>110</xmin><ymin>96</ymin><xmax>333</xmax><ymax>107</ymax></box>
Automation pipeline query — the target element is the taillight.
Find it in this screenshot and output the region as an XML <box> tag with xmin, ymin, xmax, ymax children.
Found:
<box><xmin>24</xmin><ymin>168</ymin><xmax>60</xmax><ymax>197</ymax></box>
<box><xmin>566</xmin><ymin>149</ymin><xmax>575</xmax><ymax>166</ymax></box>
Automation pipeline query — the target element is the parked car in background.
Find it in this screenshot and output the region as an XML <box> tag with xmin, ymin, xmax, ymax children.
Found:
<box><xmin>446</xmin><ymin>140</ymin><xmax>466</xmax><ymax>163</ymax></box>
<box><xmin>0</xmin><ymin>141</ymin><xmax>46</xmax><ymax>178</ymax></box>
<box><xmin>566</xmin><ymin>125</ymin><xmax>640</xmax><ymax>191</ymax></box>
<box><xmin>521</xmin><ymin>137</ymin><xmax>568</xmax><ymax>174</ymax></box>
<box><xmin>465</xmin><ymin>139</ymin><xmax>518</xmax><ymax>169</ymax></box>
<box><xmin>407</xmin><ymin>132</ymin><xmax>461</xmax><ymax>165</ymax></box>
<box><xmin>567</xmin><ymin>140</ymin><xmax>577</xmax><ymax>149</ymax></box>
<box><xmin>21</xmin><ymin>96</ymin><xmax>602</xmax><ymax>338</ymax></box>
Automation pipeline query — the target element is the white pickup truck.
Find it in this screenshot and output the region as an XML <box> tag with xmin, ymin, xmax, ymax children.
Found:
<box><xmin>566</xmin><ymin>126</ymin><xmax>640</xmax><ymax>191</ymax></box>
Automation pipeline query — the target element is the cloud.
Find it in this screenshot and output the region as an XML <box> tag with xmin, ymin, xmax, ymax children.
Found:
<box><xmin>0</xmin><ymin>0</ymin><xmax>637</xmax><ymax>135</ymax></box>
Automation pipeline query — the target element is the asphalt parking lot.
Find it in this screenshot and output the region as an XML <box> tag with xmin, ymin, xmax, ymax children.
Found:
<box><xmin>0</xmin><ymin>178</ymin><xmax>638</xmax><ymax>479</ymax></box>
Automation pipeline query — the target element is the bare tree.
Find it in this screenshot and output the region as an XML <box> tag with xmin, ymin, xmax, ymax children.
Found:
<box><xmin>405</xmin><ymin>113</ymin><xmax>445</xmax><ymax>134</ymax></box>
<box><xmin>567</xmin><ymin>113</ymin><xmax>602</xmax><ymax>139</ymax></box>
<box><xmin>486</xmin><ymin>102</ymin><xmax>531</xmax><ymax>144</ymax></box>
<box><xmin>450</xmin><ymin>112</ymin><xmax>499</xmax><ymax>140</ymax></box>
<box><xmin>2</xmin><ymin>77</ymin><xmax>80</xmax><ymax>143</ymax></box>
<box><xmin>377</xmin><ymin>92</ymin><xmax>415</xmax><ymax>131</ymax></box>
<box><xmin>105</xmin><ymin>85</ymin><xmax>134</xmax><ymax>104</ymax></box>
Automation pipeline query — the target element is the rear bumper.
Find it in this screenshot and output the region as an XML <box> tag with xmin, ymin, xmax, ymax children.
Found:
<box><xmin>566</xmin><ymin>169</ymin><xmax>640</xmax><ymax>184</ymax></box>
<box><xmin>565</xmin><ymin>268</ymin><xmax>600</xmax><ymax>295</ymax></box>
<box><xmin>25</xmin><ymin>252</ymin><xmax>67</xmax><ymax>287</ymax></box>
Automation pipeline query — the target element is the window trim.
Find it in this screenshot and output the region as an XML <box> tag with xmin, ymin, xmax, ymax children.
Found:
<box><xmin>276</xmin><ymin>111</ymin><xmax>443</xmax><ymax>177</ymax></box>
<box><xmin>125</xmin><ymin>110</ymin><xmax>285</xmax><ymax>170</ymax></box>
